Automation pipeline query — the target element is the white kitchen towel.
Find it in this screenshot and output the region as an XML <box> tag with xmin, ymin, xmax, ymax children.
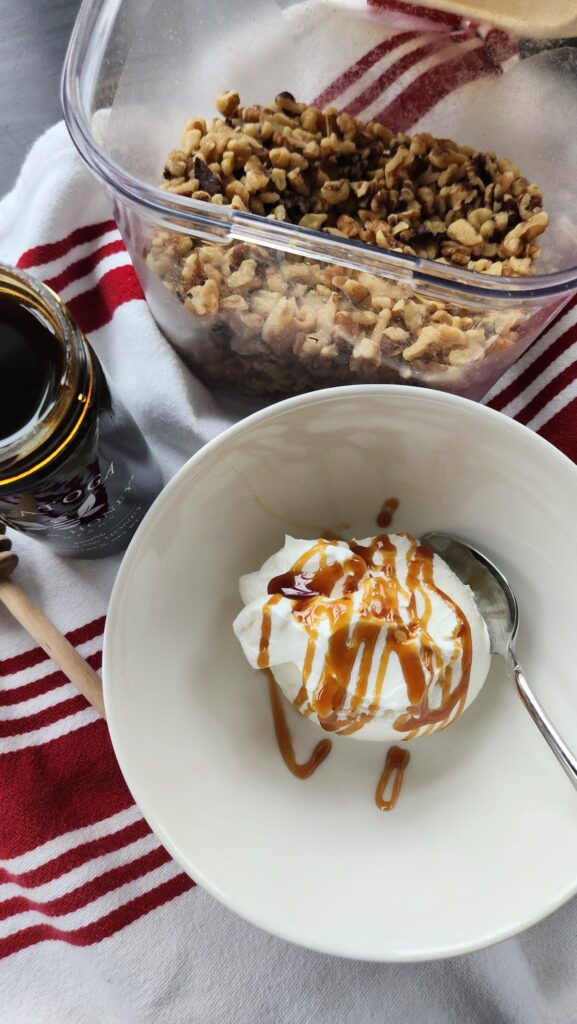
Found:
<box><xmin>1</xmin><ymin>3</ymin><xmax>577</xmax><ymax>1023</ymax></box>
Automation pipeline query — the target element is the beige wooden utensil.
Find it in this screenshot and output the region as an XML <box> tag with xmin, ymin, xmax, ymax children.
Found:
<box><xmin>397</xmin><ymin>0</ymin><xmax>577</xmax><ymax>39</ymax></box>
<box><xmin>0</xmin><ymin>523</ymin><xmax>105</xmax><ymax>718</ymax></box>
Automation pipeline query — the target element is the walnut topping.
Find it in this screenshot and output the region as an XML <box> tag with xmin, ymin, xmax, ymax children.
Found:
<box><xmin>148</xmin><ymin>92</ymin><xmax>550</xmax><ymax>397</ymax></box>
<box><xmin>215</xmin><ymin>91</ymin><xmax>240</xmax><ymax>118</ymax></box>
<box><xmin>447</xmin><ymin>219</ymin><xmax>483</xmax><ymax>248</ymax></box>
<box><xmin>193</xmin><ymin>158</ymin><xmax>222</xmax><ymax>196</ymax></box>
<box><xmin>159</xmin><ymin>92</ymin><xmax>547</xmax><ymax>278</ymax></box>
<box><xmin>184</xmin><ymin>279</ymin><xmax>219</xmax><ymax>318</ymax></box>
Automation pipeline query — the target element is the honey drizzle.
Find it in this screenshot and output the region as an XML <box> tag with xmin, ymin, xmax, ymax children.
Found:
<box><xmin>258</xmin><ymin>534</ymin><xmax>472</xmax><ymax>739</ymax></box>
<box><xmin>257</xmin><ymin>593</ymin><xmax>281</xmax><ymax>670</ymax></box>
<box><xmin>376</xmin><ymin>497</ymin><xmax>400</xmax><ymax>529</ymax></box>
<box><xmin>265</xmin><ymin>669</ymin><xmax>332</xmax><ymax>779</ymax></box>
<box><xmin>375</xmin><ymin>746</ymin><xmax>410</xmax><ymax>811</ymax></box>
<box><xmin>393</xmin><ymin>549</ymin><xmax>472</xmax><ymax>733</ymax></box>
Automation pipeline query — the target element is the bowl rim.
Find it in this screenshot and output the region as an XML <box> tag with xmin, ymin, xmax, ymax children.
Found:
<box><xmin>103</xmin><ymin>384</ymin><xmax>577</xmax><ymax>961</ymax></box>
<box><xmin>61</xmin><ymin>0</ymin><xmax>577</xmax><ymax>305</ymax></box>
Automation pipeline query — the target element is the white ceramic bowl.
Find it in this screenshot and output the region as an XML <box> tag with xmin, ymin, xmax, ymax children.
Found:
<box><xmin>103</xmin><ymin>385</ymin><xmax>577</xmax><ymax>961</ymax></box>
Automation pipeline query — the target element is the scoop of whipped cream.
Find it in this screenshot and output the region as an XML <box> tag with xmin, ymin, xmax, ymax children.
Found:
<box><xmin>233</xmin><ymin>533</ymin><xmax>491</xmax><ymax>741</ymax></box>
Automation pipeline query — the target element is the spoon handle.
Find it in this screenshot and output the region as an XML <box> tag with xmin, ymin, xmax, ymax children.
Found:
<box><xmin>511</xmin><ymin>655</ymin><xmax>577</xmax><ymax>788</ymax></box>
<box><xmin>0</xmin><ymin>576</ymin><xmax>105</xmax><ymax>718</ymax></box>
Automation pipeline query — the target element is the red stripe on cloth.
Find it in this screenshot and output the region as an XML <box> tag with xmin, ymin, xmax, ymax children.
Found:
<box><xmin>485</xmin><ymin>27</ymin><xmax>518</xmax><ymax>63</ymax></box>
<box><xmin>313</xmin><ymin>31</ymin><xmax>420</xmax><ymax>108</ymax></box>
<box><xmin>0</xmin><ymin>719</ymin><xmax>134</xmax><ymax>858</ymax></box>
<box><xmin>374</xmin><ymin>42</ymin><xmax>497</xmax><ymax>133</ymax></box>
<box><xmin>368</xmin><ymin>0</ymin><xmax>463</xmax><ymax>28</ymax></box>
<box><xmin>344</xmin><ymin>31</ymin><xmax>470</xmax><ymax>117</ymax></box>
<box><xmin>0</xmin><ymin>818</ymin><xmax>150</xmax><ymax>889</ymax></box>
<box><xmin>0</xmin><ymin>616</ymin><xmax>105</xmax><ymax>678</ymax></box>
<box><xmin>0</xmin><ymin>694</ymin><xmax>90</xmax><ymax>738</ymax></box>
<box><xmin>489</xmin><ymin>325</ymin><xmax>577</xmax><ymax>415</ymax></box>
<box><xmin>44</xmin><ymin>238</ymin><xmax>125</xmax><ymax>295</ymax></box>
<box><xmin>488</xmin><ymin>300</ymin><xmax>577</xmax><ymax>413</ymax></box>
<box><xmin>0</xmin><ymin>652</ymin><xmax>102</xmax><ymax>709</ymax></box>
<box><xmin>0</xmin><ymin>846</ymin><xmax>171</xmax><ymax>923</ymax></box>
<box><xmin>0</xmin><ymin>872</ymin><xmax>194</xmax><ymax>959</ymax></box>
<box><xmin>538</xmin><ymin>396</ymin><xmax>577</xmax><ymax>463</ymax></box>
<box><xmin>67</xmin><ymin>265</ymin><xmax>145</xmax><ymax>335</ymax></box>
<box><xmin>514</xmin><ymin>361</ymin><xmax>577</xmax><ymax>428</ymax></box>
<box><xmin>17</xmin><ymin>221</ymin><xmax>117</xmax><ymax>270</ymax></box>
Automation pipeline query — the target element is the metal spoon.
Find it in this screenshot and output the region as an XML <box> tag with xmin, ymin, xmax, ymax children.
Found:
<box><xmin>422</xmin><ymin>532</ymin><xmax>577</xmax><ymax>790</ymax></box>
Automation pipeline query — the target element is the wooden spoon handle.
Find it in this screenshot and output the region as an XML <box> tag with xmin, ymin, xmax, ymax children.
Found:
<box><xmin>0</xmin><ymin>576</ymin><xmax>105</xmax><ymax>718</ymax></box>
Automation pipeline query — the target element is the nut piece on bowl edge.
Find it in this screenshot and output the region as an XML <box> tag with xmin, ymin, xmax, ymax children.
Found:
<box><xmin>140</xmin><ymin>90</ymin><xmax>559</xmax><ymax>401</ymax></box>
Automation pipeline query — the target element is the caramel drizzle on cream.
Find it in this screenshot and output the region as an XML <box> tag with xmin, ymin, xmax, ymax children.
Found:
<box><xmin>259</xmin><ymin>534</ymin><xmax>472</xmax><ymax>739</ymax></box>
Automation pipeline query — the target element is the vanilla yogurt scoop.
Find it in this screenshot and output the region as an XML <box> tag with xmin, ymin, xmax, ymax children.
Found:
<box><xmin>233</xmin><ymin>532</ymin><xmax>491</xmax><ymax>741</ymax></box>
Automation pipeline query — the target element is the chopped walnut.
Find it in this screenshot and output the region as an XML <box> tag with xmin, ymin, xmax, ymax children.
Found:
<box><xmin>184</xmin><ymin>279</ymin><xmax>219</xmax><ymax>318</ymax></box>
<box><xmin>262</xmin><ymin>297</ymin><xmax>313</xmax><ymax>355</ymax></box>
<box><xmin>227</xmin><ymin>259</ymin><xmax>258</xmax><ymax>291</ymax></box>
<box><xmin>402</xmin><ymin>324</ymin><xmax>465</xmax><ymax>362</ymax></box>
<box><xmin>447</xmin><ymin>219</ymin><xmax>483</xmax><ymax>248</ymax></box>
<box><xmin>351</xmin><ymin>336</ymin><xmax>381</xmax><ymax>370</ymax></box>
<box><xmin>215</xmin><ymin>91</ymin><xmax>240</xmax><ymax>118</ymax></box>
<box><xmin>320</xmin><ymin>179</ymin><xmax>350</xmax><ymax>205</ymax></box>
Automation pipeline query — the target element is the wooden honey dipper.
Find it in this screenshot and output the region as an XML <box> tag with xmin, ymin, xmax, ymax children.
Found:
<box><xmin>0</xmin><ymin>522</ymin><xmax>105</xmax><ymax>717</ymax></box>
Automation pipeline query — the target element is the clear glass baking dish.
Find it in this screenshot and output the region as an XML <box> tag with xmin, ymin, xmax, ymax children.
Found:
<box><xmin>61</xmin><ymin>0</ymin><xmax>577</xmax><ymax>400</ymax></box>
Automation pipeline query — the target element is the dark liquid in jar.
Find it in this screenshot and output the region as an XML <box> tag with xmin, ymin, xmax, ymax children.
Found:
<box><xmin>0</xmin><ymin>295</ymin><xmax>64</xmax><ymax>441</ymax></box>
<box><xmin>0</xmin><ymin>290</ymin><xmax>162</xmax><ymax>557</ymax></box>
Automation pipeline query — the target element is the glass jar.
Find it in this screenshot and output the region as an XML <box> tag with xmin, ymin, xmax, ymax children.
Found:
<box><xmin>0</xmin><ymin>265</ymin><xmax>162</xmax><ymax>557</ymax></box>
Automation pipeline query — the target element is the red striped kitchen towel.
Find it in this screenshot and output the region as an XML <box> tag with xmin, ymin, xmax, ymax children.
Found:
<box><xmin>0</xmin><ymin>3</ymin><xmax>576</xmax><ymax>1022</ymax></box>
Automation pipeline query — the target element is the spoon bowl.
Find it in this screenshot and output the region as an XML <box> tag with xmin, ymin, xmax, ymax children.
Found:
<box><xmin>421</xmin><ymin>532</ymin><xmax>518</xmax><ymax>657</ymax></box>
<box><xmin>422</xmin><ymin>532</ymin><xmax>577</xmax><ymax>791</ymax></box>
